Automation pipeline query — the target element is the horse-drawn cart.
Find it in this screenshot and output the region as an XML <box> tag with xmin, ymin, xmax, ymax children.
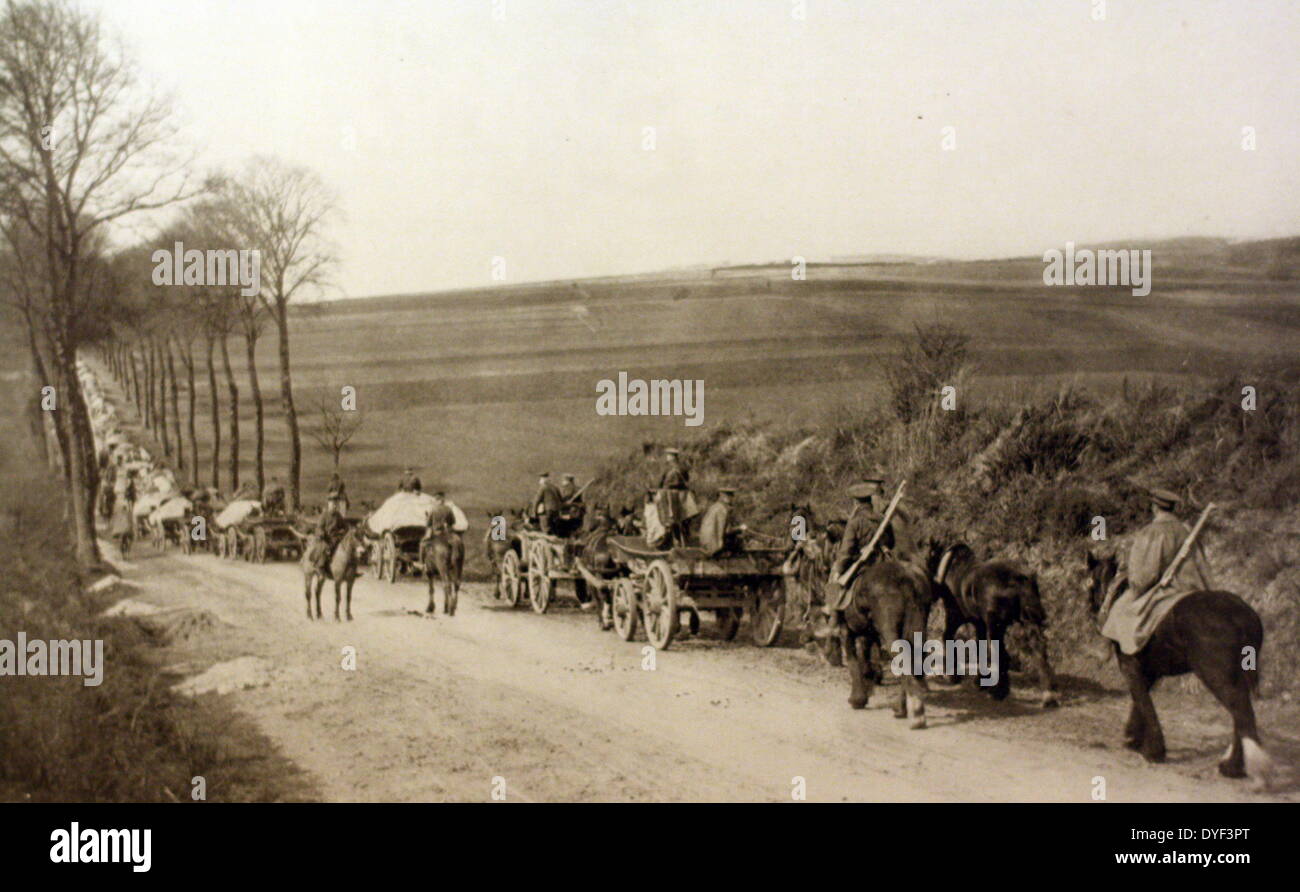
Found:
<box><xmin>372</xmin><ymin>524</ymin><xmax>426</xmax><ymax>582</ymax></box>
<box><xmin>246</xmin><ymin>515</ymin><xmax>307</xmax><ymax>563</ymax></box>
<box><xmin>514</xmin><ymin>528</ymin><xmax>590</xmax><ymax>614</ymax></box>
<box><xmin>598</xmin><ymin>535</ymin><xmax>786</xmax><ymax>650</ymax></box>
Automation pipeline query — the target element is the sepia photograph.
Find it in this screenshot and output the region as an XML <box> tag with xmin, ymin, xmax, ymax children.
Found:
<box><xmin>1</xmin><ymin>0</ymin><xmax>1297</xmax><ymax>875</ymax></box>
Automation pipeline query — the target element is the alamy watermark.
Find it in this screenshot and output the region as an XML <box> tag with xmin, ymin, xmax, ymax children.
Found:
<box><xmin>595</xmin><ymin>372</ymin><xmax>704</xmax><ymax>427</ymax></box>
<box><xmin>151</xmin><ymin>240</ymin><xmax>261</xmax><ymax>297</ymax></box>
<box><xmin>889</xmin><ymin>633</ymin><xmax>999</xmax><ymax>687</ymax></box>
<box><xmin>1042</xmin><ymin>241</ymin><xmax>1151</xmax><ymax>296</ymax></box>
<box><xmin>0</xmin><ymin>633</ymin><xmax>103</xmax><ymax>686</ymax></box>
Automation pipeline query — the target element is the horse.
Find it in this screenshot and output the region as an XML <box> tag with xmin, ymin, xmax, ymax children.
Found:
<box><xmin>421</xmin><ymin>527</ymin><xmax>464</xmax><ymax>616</ymax></box>
<box><xmin>929</xmin><ymin>543</ymin><xmax>1059</xmax><ymax>707</ymax></box>
<box><xmin>301</xmin><ymin>526</ymin><xmax>365</xmax><ymax>621</ymax></box>
<box><xmin>842</xmin><ymin>556</ymin><xmax>937</xmax><ymax>728</ymax></box>
<box><xmin>1086</xmin><ymin>552</ymin><xmax>1273</xmax><ymax>787</ymax></box>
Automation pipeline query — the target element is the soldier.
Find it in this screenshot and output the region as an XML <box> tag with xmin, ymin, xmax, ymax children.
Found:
<box><xmin>262</xmin><ymin>475</ymin><xmax>286</xmax><ymax>516</ymax></box>
<box><xmin>697</xmin><ymin>485</ymin><xmax>739</xmax><ymax>556</ymax></box>
<box><xmin>656</xmin><ymin>448</ymin><xmax>697</xmax><ymax>546</ymax></box>
<box><xmin>820</xmin><ymin>478</ymin><xmax>916</xmax><ymax>665</ymax></box>
<box><xmin>1100</xmin><ymin>487</ymin><xmax>1212</xmax><ymax>655</ymax></box>
<box><xmin>558</xmin><ymin>473</ymin><xmax>580</xmax><ymax>503</ymax></box>
<box><xmin>313</xmin><ymin>501</ymin><xmax>348</xmax><ymax>575</ymax></box>
<box><xmin>422</xmin><ymin>490</ymin><xmax>456</xmax><ymax>537</ymax></box>
<box><xmin>326</xmin><ymin>472</ymin><xmax>349</xmax><ymax>514</ymax></box>
<box><xmin>533</xmin><ymin>473</ymin><xmax>562</xmax><ymax>534</ymax></box>
<box><xmin>397</xmin><ymin>467</ymin><xmax>422</xmax><ymax>493</ymax></box>
<box><xmin>557</xmin><ymin>473</ymin><xmax>585</xmax><ymax>536</ymax></box>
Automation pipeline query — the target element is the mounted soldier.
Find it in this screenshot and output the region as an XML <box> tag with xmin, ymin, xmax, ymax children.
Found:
<box><xmin>310</xmin><ymin>501</ymin><xmax>349</xmax><ymax>575</ymax></box>
<box><xmin>820</xmin><ymin>477</ymin><xmax>918</xmax><ymax>665</ymax></box>
<box><xmin>1100</xmin><ymin>486</ymin><xmax>1212</xmax><ymax>655</ymax></box>
<box><xmin>326</xmin><ymin>472</ymin><xmax>349</xmax><ymax>514</ymax></box>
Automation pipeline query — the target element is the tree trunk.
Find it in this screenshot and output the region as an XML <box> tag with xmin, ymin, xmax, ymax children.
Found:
<box><xmin>166</xmin><ymin>342</ymin><xmax>183</xmax><ymax>471</ymax></box>
<box><xmin>274</xmin><ymin>307</ymin><xmax>301</xmax><ymax>511</ymax></box>
<box><xmin>219</xmin><ymin>332</ymin><xmax>240</xmax><ymax>493</ymax></box>
<box><xmin>129</xmin><ymin>350</ymin><xmax>141</xmax><ymax>414</ymax></box>
<box><xmin>244</xmin><ymin>331</ymin><xmax>265</xmax><ymax>494</ymax></box>
<box><xmin>51</xmin><ymin>335</ymin><xmax>101</xmax><ymax>568</ymax></box>
<box><xmin>181</xmin><ymin>343</ymin><xmax>199</xmax><ymax>487</ymax></box>
<box><xmin>144</xmin><ymin>345</ymin><xmax>154</xmax><ymax>431</ymax></box>
<box><xmin>205</xmin><ymin>335</ymin><xmax>221</xmax><ymax>492</ymax></box>
<box><xmin>156</xmin><ymin>342</ymin><xmax>171</xmax><ymax>457</ymax></box>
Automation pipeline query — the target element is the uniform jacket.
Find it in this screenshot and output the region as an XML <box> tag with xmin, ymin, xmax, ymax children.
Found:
<box><xmin>697</xmin><ymin>501</ymin><xmax>731</xmax><ymax>556</ymax></box>
<box><xmin>1101</xmin><ymin>513</ymin><xmax>1211</xmax><ymax>655</ymax></box>
<box><xmin>534</xmin><ymin>482</ymin><xmax>562</xmax><ymax>515</ymax></box>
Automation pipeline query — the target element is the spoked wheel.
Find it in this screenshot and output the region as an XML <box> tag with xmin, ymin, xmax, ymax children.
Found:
<box><xmin>642</xmin><ymin>560</ymin><xmax>679</xmax><ymax>650</ymax></box>
<box><xmin>528</xmin><ymin>542</ymin><xmax>553</xmax><ymax>614</ymax></box>
<box><xmin>215</xmin><ymin>529</ymin><xmax>227</xmax><ymax>559</ymax></box>
<box><xmin>382</xmin><ymin>532</ymin><xmax>398</xmax><ymax>583</ymax></box>
<box><xmin>499</xmin><ymin>550</ymin><xmax>522</xmax><ymax>607</ymax></box>
<box><xmin>749</xmin><ymin>578</ymin><xmax>784</xmax><ymax>647</ymax></box>
<box><xmin>612</xmin><ymin>578</ymin><xmax>639</xmax><ymax>641</ymax></box>
<box><xmin>226</xmin><ymin>529</ymin><xmax>240</xmax><ymax>561</ymax></box>
<box><xmin>253</xmin><ymin>527</ymin><xmax>268</xmax><ymax>563</ymax></box>
<box><xmin>716</xmin><ymin>607</ymin><xmax>742</xmax><ymax>641</ymax></box>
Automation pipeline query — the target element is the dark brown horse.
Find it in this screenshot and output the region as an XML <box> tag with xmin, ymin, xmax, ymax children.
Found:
<box><xmin>929</xmin><ymin>543</ymin><xmax>1059</xmax><ymax>707</ymax></box>
<box><xmin>842</xmin><ymin>557</ymin><xmax>936</xmax><ymax>728</ymax></box>
<box><xmin>1087</xmin><ymin>552</ymin><xmax>1273</xmax><ymax>787</ymax></box>
<box><xmin>421</xmin><ymin>529</ymin><xmax>464</xmax><ymax>616</ymax></box>
<box><xmin>301</xmin><ymin>526</ymin><xmax>365</xmax><ymax>621</ymax></box>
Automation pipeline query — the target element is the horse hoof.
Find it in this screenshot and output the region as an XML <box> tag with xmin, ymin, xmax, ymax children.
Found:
<box><xmin>1041</xmin><ymin>693</ymin><xmax>1060</xmax><ymax>709</ymax></box>
<box><xmin>848</xmin><ymin>697</ymin><xmax>868</xmax><ymax>710</ymax></box>
<box><xmin>909</xmin><ymin>717</ymin><xmax>927</xmax><ymax>730</ymax></box>
<box><xmin>1141</xmin><ymin>749</ymin><xmax>1166</xmax><ymax>764</ymax></box>
<box><xmin>892</xmin><ymin>708</ymin><xmax>907</xmax><ymax>719</ymax></box>
<box><xmin>1217</xmin><ymin>760</ymin><xmax>1247</xmax><ymax>779</ymax></box>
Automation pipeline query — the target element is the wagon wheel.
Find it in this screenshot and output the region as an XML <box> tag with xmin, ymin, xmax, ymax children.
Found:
<box><xmin>642</xmin><ymin>560</ymin><xmax>679</xmax><ymax>650</ymax></box>
<box><xmin>499</xmin><ymin>550</ymin><xmax>522</xmax><ymax>607</ymax></box>
<box><xmin>528</xmin><ymin>541</ymin><xmax>553</xmax><ymax>614</ymax></box>
<box><xmin>180</xmin><ymin>526</ymin><xmax>192</xmax><ymax>555</ymax></box>
<box><xmin>612</xmin><ymin>578</ymin><xmax>639</xmax><ymax>641</ymax></box>
<box><xmin>749</xmin><ymin>578</ymin><xmax>784</xmax><ymax>647</ymax></box>
<box><xmin>382</xmin><ymin>532</ymin><xmax>398</xmax><ymax>583</ymax></box>
<box><xmin>253</xmin><ymin>527</ymin><xmax>268</xmax><ymax>563</ymax></box>
<box><xmin>226</xmin><ymin>528</ymin><xmax>240</xmax><ymax>560</ymax></box>
<box><xmin>215</xmin><ymin>529</ymin><xmax>226</xmax><ymax>559</ymax></box>
<box><xmin>716</xmin><ymin>607</ymin><xmax>742</xmax><ymax>641</ymax></box>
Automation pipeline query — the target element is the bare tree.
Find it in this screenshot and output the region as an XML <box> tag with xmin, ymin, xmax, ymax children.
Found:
<box><xmin>309</xmin><ymin>398</ymin><xmax>363</xmax><ymax>472</ymax></box>
<box><xmin>0</xmin><ymin>0</ymin><xmax>200</xmax><ymax>566</ymax></box>
<box><xmin>224</xmin><ymin>157</ymin><xmax>337</xmax><ymax>511</ymax></box>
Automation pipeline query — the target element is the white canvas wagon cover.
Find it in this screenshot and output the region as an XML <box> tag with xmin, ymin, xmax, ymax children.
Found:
<box><xmin>366</xmin><ymin>492</ymin><xmax>467</xmax><ymax>534</ymax></box>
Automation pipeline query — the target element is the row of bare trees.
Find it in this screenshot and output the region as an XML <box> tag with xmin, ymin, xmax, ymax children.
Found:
<box><xmin>0</xmin><ymin>0</ymin><xmax>335</xmax><ymax>569</ymax></box>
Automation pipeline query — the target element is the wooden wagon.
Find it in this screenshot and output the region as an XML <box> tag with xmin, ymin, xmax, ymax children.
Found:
<box><xmin>598</xmin><ymin>535</ymin><xmax>786</xmax><ymax>650</ymax></box>
<box><xmin>511</xmin><ymin>528</ymin><xmax>592</xmax><ymax>614</ymax></box>
<box><xmin>371</xmin><ymin>524</ymin><xmax>426</xmax><ymax>583</ymax></box>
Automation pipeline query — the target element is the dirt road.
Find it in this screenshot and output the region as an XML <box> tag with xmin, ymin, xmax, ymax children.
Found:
<box><xmin>107</xmin><ymin>544</ymin><xmax>1294</xmax><ymax>803</ymax></box>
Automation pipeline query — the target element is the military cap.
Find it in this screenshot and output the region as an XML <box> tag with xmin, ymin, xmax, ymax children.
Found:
<box><xmin>1148</xmin><ymin>487</ymin><xmax>1180</xmax><ymax>509</ymax></box>
<box><xmin>562</xmin><ymin>473</ymin><xmax>576</xmax><ymax>480</ymax></box>
<box><xmin>664</xmin><ymin>447</ymin><xmax>681</xmax><ymax>456</ymax></box>
<box><xmin>847</xmin><ymin>480</ymin><xmax>883</xmax><ymax>499</ymax></box>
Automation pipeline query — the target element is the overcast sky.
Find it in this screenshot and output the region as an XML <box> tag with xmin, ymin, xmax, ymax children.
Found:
<box><xmin>87</xmin><ymin>0</ymin><xmax>1300</xmax><ymax>298</ymax></box>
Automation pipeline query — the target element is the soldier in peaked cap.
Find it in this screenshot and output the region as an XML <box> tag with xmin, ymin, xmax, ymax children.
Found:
<box><xmin>397</xmin><ymin>467</ymin><xmax>422</xmax><ymax>494</ymax></box>
<box><xmin>1100</xmin><ymin>485</ymin><xmax>1212</xmax><ymax>655</ymax></box>
<box><xmin>656</xmin><ymin>448</ymin><xmax>697</xmax><ymax>546</ymax></box>
<box><xmin>698</xmin><ymin>484</ymin><xmax>739</xmax><ymax>556</ymax></box>
<box><xmin>533</xmin><ymin>472</ymin><xmax>563</xmax><ymax>534</ymax></box>
<box><xmin>819</xmin><ymin>477</ymin><xmax>918</xmax><ymax>666</ymax></box>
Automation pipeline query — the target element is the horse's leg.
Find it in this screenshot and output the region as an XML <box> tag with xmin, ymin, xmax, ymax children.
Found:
<box><xmin>847</xmin><ymin>632</ymin><xmax>871</xmax><ymax>709</ymax></box>
<box><xmin>1193</xmin><ymin>657</ymin><xmax>1259</xmax><ymax>780</ymax></box>
<box><xmin>1025</xmin><ymin>620</ymin><xmax>1060</xmax><ymax>707</ymax></box>
<box><xmin>313</xmin><ymin>576</ymin><xmax>324</xmax><ymax>620</ymax></box>
<box><xmin>425</xmin><ymin>555</ymin><xmax>437</xmax><ymax>615</ymax></box>
<box><xmin>304</xmin><ymin>573</ymin><xmax>314</xmax><ymax>620</ymax></box>
<box><xmin>345</xmin><ymin>574</ymin><xmax>354</xmax><ymax>621</ymax></box>
<box><xmin>1119</xmin><ymin>654</ymin><xmax>1165</xmax><ymax>763</ymax></box>
<box><xmin>333</xmin><ymin>577</ymin><xmax>342</xmax><ymax>622</ymax></box>
<box><xmin>983</xmin><ymin>613</ymin><xmax>1011</xmax><ymax>701</ymax></box>
<box><xmin>942</xmin><ymin>595</ymin><xmax>964</xmax><ymax>685</ymax></box>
